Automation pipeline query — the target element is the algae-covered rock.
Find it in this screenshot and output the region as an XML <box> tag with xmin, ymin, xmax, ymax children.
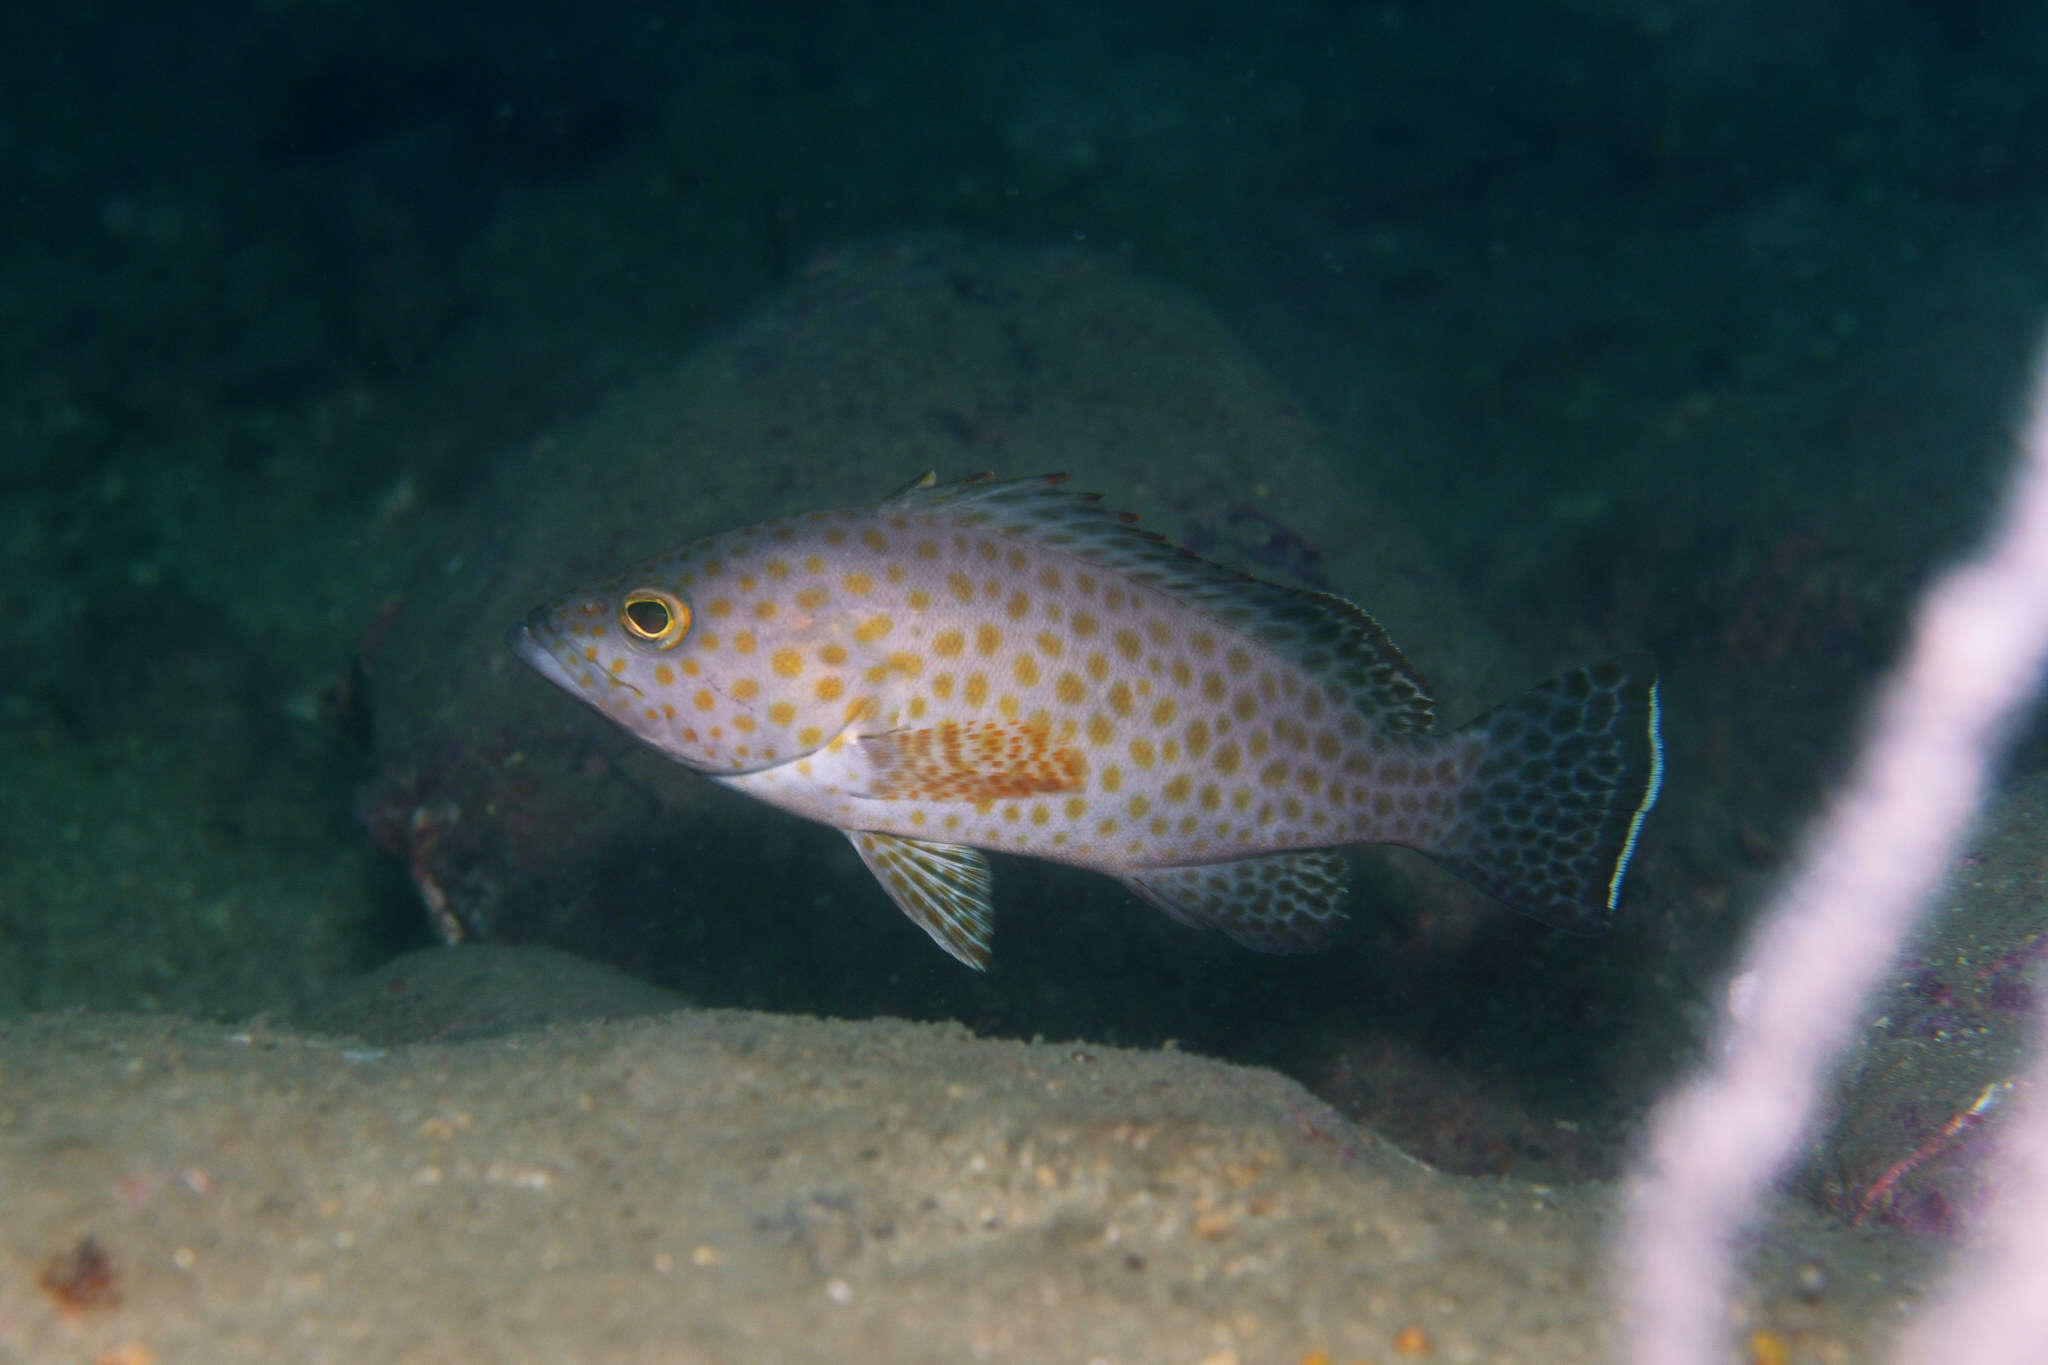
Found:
<box><xmin>1801</xmin><ymin>771</ymin><xmax>2048</xmax><ymax>1236</ymax></box>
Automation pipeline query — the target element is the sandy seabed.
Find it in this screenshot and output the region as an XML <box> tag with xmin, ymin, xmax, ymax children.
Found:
<box><xmin>1</xmin><ymin>950</ymin><xmax>1925</xmax><ymax>1365</ymax></box>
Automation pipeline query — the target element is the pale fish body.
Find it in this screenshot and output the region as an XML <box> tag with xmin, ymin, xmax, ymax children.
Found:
<box><xmin>511</xmin><ymin>473</ymin><xmax>1663</xmax><ymax>968</ymax></box>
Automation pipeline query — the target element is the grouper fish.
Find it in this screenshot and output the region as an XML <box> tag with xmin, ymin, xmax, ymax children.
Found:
<box><xmin>510</xmin><ymin>472</ymin><xmax>1663</xmax><ymax>968</ymax></box>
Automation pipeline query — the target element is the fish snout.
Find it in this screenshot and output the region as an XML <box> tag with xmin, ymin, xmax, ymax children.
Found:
<box><xmin>507</xmin><ymin>617</ymin><xmax>583</xmax><ymax>696</ymax></box>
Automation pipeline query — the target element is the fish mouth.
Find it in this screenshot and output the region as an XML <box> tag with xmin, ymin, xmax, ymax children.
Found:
<box><xmin>508</xmin><ymin>620</ymin><xmax>589</xmax><ymax>696</ymax></box>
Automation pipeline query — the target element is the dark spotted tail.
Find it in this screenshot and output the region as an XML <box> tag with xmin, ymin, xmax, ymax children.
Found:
<box><xmin>1429</xmin><ymin>654</ymin><xmax>1663</xmax><ymax>932</ymax></box>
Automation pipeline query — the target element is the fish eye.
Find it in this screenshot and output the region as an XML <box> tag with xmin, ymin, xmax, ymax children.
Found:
<box><xmin>619</xmin><ymin>588</ymin><xmax>691</xmax><ymax>649</ymax></box>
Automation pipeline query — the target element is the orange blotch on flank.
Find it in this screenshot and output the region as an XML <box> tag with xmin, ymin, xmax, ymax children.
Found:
<box><xmin>862</xmin><ymin>719</ymin><xmax>1087</xmax><ymax>801</ymax></box>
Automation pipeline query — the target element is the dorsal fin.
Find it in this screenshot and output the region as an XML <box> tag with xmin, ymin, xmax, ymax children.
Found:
<box><xmin>882</xmin><ymin>472</ymin><xmax>1435</xmax><ymax>732</ymax></box>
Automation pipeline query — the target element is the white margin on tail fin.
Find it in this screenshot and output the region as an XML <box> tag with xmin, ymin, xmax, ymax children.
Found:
<box><xmin>1606</xmin><ymin>678</ymin><xmax>1666</xmax><ymax>912</ymax></box>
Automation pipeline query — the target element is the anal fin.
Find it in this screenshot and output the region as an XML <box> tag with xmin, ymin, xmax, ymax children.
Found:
<box><xmin>846</xmin><ymin>830</ymin><xmax>995</xmax><ymax>969</ymax></box>
<box><xmin>1122</xmin><ymin>849</ymin><xmax>1351</xmax><ymax>954</ymax></box>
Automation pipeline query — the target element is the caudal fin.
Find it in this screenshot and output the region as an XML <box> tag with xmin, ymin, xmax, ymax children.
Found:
<box><xmin>1429</xmin><ymin>654</ymin><xmax>1663</xmax><ymax>932</ymax></box>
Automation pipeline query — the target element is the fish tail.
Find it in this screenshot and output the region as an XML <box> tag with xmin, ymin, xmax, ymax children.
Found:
<box><xmin>1429</xmin><ymin>654</ymin><xmax>1663</xmax><ymax>931</ymax></box>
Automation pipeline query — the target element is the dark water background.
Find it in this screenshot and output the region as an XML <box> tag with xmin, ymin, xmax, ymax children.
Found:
<box><xmin>6</xmin><ymin>0</ymin><xmax>2047</xmax><ymax>1181</ymax></box>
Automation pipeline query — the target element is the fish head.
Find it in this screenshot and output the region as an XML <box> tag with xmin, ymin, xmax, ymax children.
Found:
<box><xmin>510</xmin><ymin>535</ymin><xmax>853</xmax><ymax>775</ymax></box>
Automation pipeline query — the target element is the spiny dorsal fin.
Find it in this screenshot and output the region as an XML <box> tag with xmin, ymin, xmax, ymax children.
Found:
<box><xmin>882</xmin><ymin>472</ymin><xmax>1435</xmax><ymax>732</ymax></box>
<box><xmin>846</xmin><ymin>829</ymin><xmax>995</xmax><ymax>969</ymax></box>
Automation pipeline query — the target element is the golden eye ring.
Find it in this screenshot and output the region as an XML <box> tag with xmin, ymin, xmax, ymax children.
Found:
<box><xmin>618</xmin><ymin>588</ymin><xmax>691</xmax><ymax>649</ymax></box>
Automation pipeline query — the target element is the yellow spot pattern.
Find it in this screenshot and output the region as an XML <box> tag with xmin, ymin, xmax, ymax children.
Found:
<box><xmin>517</xmin><ymin>485</ymin><xmax>1412</xmax><ymax>884</ymax></box>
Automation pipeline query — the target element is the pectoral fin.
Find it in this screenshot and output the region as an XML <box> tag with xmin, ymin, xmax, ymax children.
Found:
<box><xmin>846</xmin><ymin>830</ymin><xmax>996</xmax><ymax>969</ymax></box>
<box><xmin>1122</xmin><ymin>849</ymin><xmax>1351</xmax><ymax>954</ymax></box>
